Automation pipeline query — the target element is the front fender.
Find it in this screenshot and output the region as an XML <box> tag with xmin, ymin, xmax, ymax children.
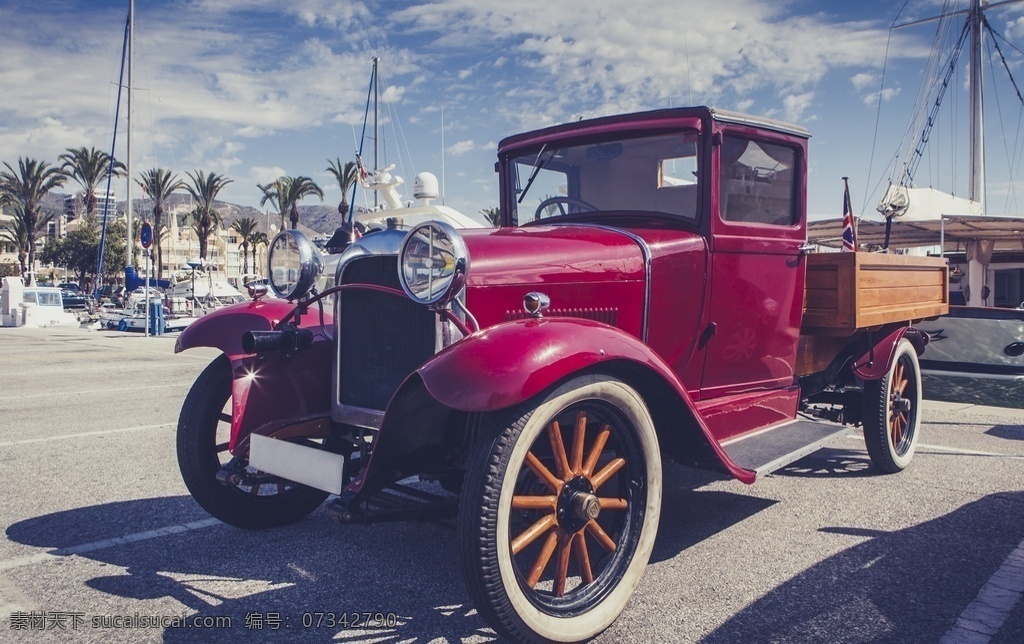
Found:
<box><xmin>174</xmin><ymin>299</ymin><xmax>308</xmax><ymax>358</ymax></box>
<box><xmin>175</xmin><ymin>298</ymin><xmax>335</xmax><ymax>453</ymax></box>
<box><xmin>420</xmin><ymin>317</ymin><xmax>665</xmax><ymax>411</ymax></box>
<box><xmin>411</xmin><ymin>317</ymin><xmax>754</xmax><ymax>484</ymax></box>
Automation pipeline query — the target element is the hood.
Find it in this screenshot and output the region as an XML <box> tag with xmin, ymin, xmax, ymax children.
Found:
<box><xmin>462</xmin><ymin>225</ymin><xmax>646</xmax><ymax>287</ymax></box>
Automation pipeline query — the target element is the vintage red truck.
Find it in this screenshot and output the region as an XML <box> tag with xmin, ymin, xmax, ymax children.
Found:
<box><xmin>174</xmin><ymin>106</ymin><xmax>949</xmax><ymax>642</ymax></box>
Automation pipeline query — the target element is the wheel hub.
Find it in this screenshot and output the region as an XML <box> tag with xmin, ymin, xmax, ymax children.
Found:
<box><xmin>557</xmin><ymin>476</ymin><xmax>597</xmax><ymax>533</ymax></box>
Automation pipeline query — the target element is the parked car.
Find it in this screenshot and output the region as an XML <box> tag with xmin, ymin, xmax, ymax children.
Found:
<box><xmin>60</xmin><ymin>289</ymin><xmax>89</xmax><ymax>310</ymax></box>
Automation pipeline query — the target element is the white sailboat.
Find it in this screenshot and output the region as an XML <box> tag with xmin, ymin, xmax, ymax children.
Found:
<box><xmin>810</xmin><ymin>0</ymin><xmax>1024</xmax><ymax>384</ymax></box>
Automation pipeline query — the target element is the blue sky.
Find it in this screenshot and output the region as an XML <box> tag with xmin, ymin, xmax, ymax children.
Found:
<box><xmin>3</xmin><ymin>0</ymin><xmax>1024</xmax><ymax>224</ymax></box>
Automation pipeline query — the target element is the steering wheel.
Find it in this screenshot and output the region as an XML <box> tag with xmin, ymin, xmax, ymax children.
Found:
<box><xmin>534</xmin><ymin>196</ymin><xmax>598</xmax><ymax>220</ymax></box>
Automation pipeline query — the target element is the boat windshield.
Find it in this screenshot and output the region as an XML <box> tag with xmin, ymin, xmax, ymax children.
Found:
<box><xmin>509</xmin><ymin>131</ymin><xmax>701</xmax><ymax>225</ymax></box>
<box><xmin>24</xmin><ymin>291</ymin><xmax>62</xmax><ymax>307</ymax></box>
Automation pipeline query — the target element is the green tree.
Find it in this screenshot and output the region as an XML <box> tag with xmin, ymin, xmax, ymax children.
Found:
<box><xmin>230</xmin><ymin>217</ymin><xmax>258</xmax><ymax>276</ymax></box>
<box><xmin>40</xmin><ymin>216</ymin><xmax>127</xmax><ymax>286</ymax></box>
<box><xmin>480</xmin><ymin>207</ymin><xmax>500</xmax><ymax>227</ymax></box>
<box><xmin>59</xmin><ymin>146</ymin><xmax>125</xmax><ymax>220</ymax></box>
<box><xmin>135</xmin><ymin>168</ymin><xmax>183</xmax><ymax>282</ymax></box>
<box><xmin>257</xmin><ymin>178</ymin><xmax>288</xmax><ymax>231</ymax></box>
<box><xmin>0</xmin><ymin>158</ymin><xmax>67</xmax><ymax>284</ymax></box>
<box><xmin>249</xmin><ymin>230</ymin><xmax>268</xmax><ymax>275</ymax></box>
<box><xmin>187</xmin><ymin>206</ymin><xmax>222</xmax><ymax>265</ymax></box>
<box><xmin>325</xmin><ymin>158</ymin><xmax>359</xmax><ymax>217</ymax></box>
<box><xmin>282</xmin><ymin>176</ymin><xmax>324</xmax><ymax>230</ymax></box>
<box><xmin>183</xmin><ymin>170</ymin><xmax>232</xmax><ymax>262</ymax></box>
<box><xmin>0</xmin><ymin>205</ymin><xmax>30</xmax><ymax>278</ymax></box>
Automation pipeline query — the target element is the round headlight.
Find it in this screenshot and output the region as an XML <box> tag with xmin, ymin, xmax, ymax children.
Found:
<box><xmin>267</xmin><ymin>230</ymin><xmax>323</xmax><ymax>300</ymax></box>
<box><xmin>398</xmin><ymin>220</ymin><xmax>469</xmax><ymax>306</ymax></box>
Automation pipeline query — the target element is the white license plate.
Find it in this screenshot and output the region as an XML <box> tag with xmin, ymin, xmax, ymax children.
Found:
<box><xmin>248</xmin><ymin>434</ymin><xmax>345</xmax><ymax>495</ymax></box>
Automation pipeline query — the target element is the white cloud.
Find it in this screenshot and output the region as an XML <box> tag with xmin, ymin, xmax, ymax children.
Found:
<box><xmin>851</xmin><ymin>72</ymin><xmax>876</xmax><ymax>90</ymax></box>
<box><xmin>862</xmin><ymin>86</ymin><xmax>901</xmax><ymax>106</ymax></box>
<box><xmin>446</xmin><ymin>140</ymin><xmax>476</xmax><ymax>156</ymax></box>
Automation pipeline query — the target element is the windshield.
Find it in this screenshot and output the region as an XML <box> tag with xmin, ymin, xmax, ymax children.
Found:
<box><xmin>509</xmin><ymin>131</ymin><xmax>701</xmax><ymax>224</ymax></box>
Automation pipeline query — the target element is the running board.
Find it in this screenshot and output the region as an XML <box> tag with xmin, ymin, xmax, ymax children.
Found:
<box><xmin>721</xmin><ymin>420</ymin><xmax>854</xmax><ymax>477</ymax></box>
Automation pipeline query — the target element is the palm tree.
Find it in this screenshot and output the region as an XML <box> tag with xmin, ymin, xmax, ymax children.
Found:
<box><xmin>59</xmin><ymin>146</ymin><xmax>125</xmax><ymax>220</ymax></box>
<box><xmin>187</xmin><ymin>206</ymin><xmax>222</xmax><ymax>265</ymax></box>
<box><xmin>479</xmin><ymin>207</ymin><xmax>500</xmax><ymax>227</ymax></box>
<box><xmin>282</xmin><ymin>176</ymin><xmax>324</xmax><ymax>229</ymax></box>
<box><xmin>0</xmin><ymin>157</ymin><xmax>67</xmax><ymax>284</ymax></box>
<box><xmin>183</xmin><ymin>170</ymin><xmax>232</xmax><ymax>262</ymax></box>
<box><xmin>249</xmin><ymin>231</ymin><xmax>269</xmax><ymax>276</ymax></box>
<box><xmin>325</xmin><ymin>158</ymin><xmax>359</xmax><ymax>217</ymax></box>
<box><xmin>257</xmin><ymin>178</ymin><xmax>288</xmax><ymax>231</ymax></box>
<box><xmin>0</xmin><ymin>205</ymin><xmax>30</xmax><ymax>278</ymax></box>
<box><xmin>135</xmin><ymin>168</ymin><xmax>183</xmax><ymax>282</ymax></box>
<box><xmin>231</xmin><ymin>217</ymin><xmax>259</xmax><ymax>276</ymax></box>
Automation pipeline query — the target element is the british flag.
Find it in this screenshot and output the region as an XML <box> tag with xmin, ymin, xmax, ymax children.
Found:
<box><xmin>842</xmin><ymin>178</ymin><xmax>856</xmax><ymax>252</ymax></box>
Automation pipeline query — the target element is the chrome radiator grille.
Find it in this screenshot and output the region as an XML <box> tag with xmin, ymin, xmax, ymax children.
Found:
<box><xmin>336</xmin><ymin>256</ymin><xmax>436</xmax><ymax>414</ymax></box>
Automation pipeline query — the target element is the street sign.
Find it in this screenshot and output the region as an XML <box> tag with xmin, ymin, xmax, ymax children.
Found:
<box><xmin>140</xmin><ymin>222</ymin><xmax>153</xmax><ymax>249</ymax></box>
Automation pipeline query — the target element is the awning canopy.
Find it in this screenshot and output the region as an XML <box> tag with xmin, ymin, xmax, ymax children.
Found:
<box><xmin>808</xmin><ymin>214</ymin><xmax>1024</xmax><ymax>253</ymax></box>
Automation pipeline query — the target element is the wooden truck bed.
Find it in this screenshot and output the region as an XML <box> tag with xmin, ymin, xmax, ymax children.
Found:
<box><xmin>797</xmin><ymin>252</ymin><xmax>949</xmax><ymax>375</ymax></box>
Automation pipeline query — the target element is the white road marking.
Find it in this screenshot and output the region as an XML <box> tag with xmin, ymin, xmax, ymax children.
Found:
<box><xmin>843</xmin><ymin>436</ymin><xmax>1024</xmax><ymax>460</ymax></box>
<box><xmin>917</xmin><ymin>443</ymin><xmax>1024</xmax><ymax>460</ymax></box>
<box><xmin>941</xmin><ymin>539</ymin><xmax>1024</xmax><ymax>643</ymax></box>
<box><xmin>0</xmin><ymin>519</ymin><xmax>222</xmax><ymax>573</ymax></box>
<box><xmin>0</xmin><ymin>382</ymin><xmax>192</xmax><ymax>402</ymax></box>
<box><xmin>0</xmin><ymin>423</ymin><xmax>175</xmax><ymax>448</ymax></box>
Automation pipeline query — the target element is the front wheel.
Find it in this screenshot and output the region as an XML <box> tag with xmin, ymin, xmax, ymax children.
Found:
<box><xmin>176</xmin><ymin>354</ymin><xmax>330</xmax><ymax>529</ymax></box>
<box><xmin>459</xmin><ymin>375</ymin><xmax>662</xmax><ymax>643</ymax></box>
<box><xmin>863</xmin><ymin>339</ymin><xmax>922</xmax><ymax>473</ymax></box>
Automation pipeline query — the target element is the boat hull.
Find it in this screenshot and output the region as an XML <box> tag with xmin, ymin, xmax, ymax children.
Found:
<box><xmin>915</xmin><ymin>306</ymin><xmax>1024</xmax><ymax>379</ymax></box>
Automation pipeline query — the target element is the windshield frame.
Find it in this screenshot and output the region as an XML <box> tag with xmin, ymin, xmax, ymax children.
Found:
<box><xmin>504</xmin><ymin>127</ymin><xmax>705</xmax><ymax>228</ymax></box>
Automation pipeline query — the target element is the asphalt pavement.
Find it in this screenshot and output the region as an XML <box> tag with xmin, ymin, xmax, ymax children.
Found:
<box><xmin>0</xmin><ymin>325</ymin><xmax>1021</xmax><ymax>643</ymax></box>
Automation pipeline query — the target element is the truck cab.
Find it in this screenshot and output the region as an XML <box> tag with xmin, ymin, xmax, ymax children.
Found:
<box><xmin>175</xmin><ymin>106</ymin><xmax>947</xmax><ymax>644</ymax></box>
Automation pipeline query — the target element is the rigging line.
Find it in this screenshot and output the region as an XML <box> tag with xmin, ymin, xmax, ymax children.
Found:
<box><xmin>985</xmin><ymin>19</ymin><xmax>1024</xmax><ymax>213</ymax></box>
<box><xmin>900</xmin><ymin>20</ymin><xmax>970</xmax><ymax>188</ymax></box>
<box><xmin>897</xmin><ymin>0</ymin><xmax>956</xmax><ymax>170</ymax></box>
<box><xmin>878</xmin><ymin>0</ymin><xmax>956</xmax><ymax>201</ymax></box>
<box><xmin>987</xmin><ymin>26</ymin><xmax>1019</xmax><ymax>213</ymax></box>
<box><xmin>986</xmin><ymin>21</ymin><xmax>1024</xmax><ymax>109</ymax></box>
<box><xmin>95</xmin><ymin>9</ymin><xmax>131</xmax><ymax>299</ymax></box>
<box><xmin>864</xmin><ymin>0</ymin><xmax>918</xmax><ymax>212</ymax></box>
<box><xmin>378</xmin><ymin>66</ymin><xmax>417</xmax><ymax>188</ymax></box>
<box><xmin>863</xmin><ymin>1</ymin><xmax>906</xmax><ymax>214</ymax></box>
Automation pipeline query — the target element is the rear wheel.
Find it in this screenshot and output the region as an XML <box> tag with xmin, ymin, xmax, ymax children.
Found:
<box><xmin>177</xmin><ymin>354</ymin><xmax>330</xmax><ymax>528</ymax></box>
<box><xmin>459</xmin><ymin>375</ymin><xmax>661</xmax><ymax>643</ymax></box>
<box><xmin>863</xmin><ymin>339</ymin><xmax>922</xmax><ymax>473</ymax></box>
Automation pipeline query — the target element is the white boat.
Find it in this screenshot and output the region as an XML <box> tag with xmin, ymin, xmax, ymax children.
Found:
<box><xmin>166</xmin><ymin>273</ymin><xmax>246</xmax><ymax>315</ymax></box>
<box><xmin>14</xmin><ymin>286</ymin><xmax>82</xmax><ymax>328</ymax></box>
<box><xmin>808</xmin><ymin>0</ymin><xmax>1024</xmax><ymax>383</ymax></box>
<box><xmin>318</xmin><ymin>58</ymin><xmax>485</xmax><ymax>289</ymax></box>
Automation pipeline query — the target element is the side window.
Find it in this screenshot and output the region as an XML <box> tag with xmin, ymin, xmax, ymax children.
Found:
<box><xmin>720</xmin><ymin>136</ymin><xmax>796</xmax><ymax>226</ymax></box>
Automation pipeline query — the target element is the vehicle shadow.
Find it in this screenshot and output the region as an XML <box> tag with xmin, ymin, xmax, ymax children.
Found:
<box><xmin>5</xmin><ymin>466</ymin><xmax>781</xmax><ymax>641</ymax></box>
<box><xmin>651</xmin><ymin>463</ymin><xmax>777</xmax><ymax>563</ymax></box>
<box><xmin>6</xmin><ymin>496</ymin><xmax>496</xmax><ymax>642</ymax></box>
<box><xmin>775</xmin><ymin>447</ymin><xmax>876</xmax><ymax>479</ymax></box>
<box><xmin>700</xmin><ymin>491</ymin><xmax>1024</xmax><ymax>643</ymax></box>
<box><xmin>986</xmin><ymin>424</ymin><xmax>1024</xmax><ymax>441</ymax></box>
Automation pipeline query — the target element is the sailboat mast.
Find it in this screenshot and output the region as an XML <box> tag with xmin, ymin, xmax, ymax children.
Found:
<box><xmin>126</xmin><ymin>0</ymin><xmax>135</xmax><ymax>265</ymax></box>
<box><xmin>969</xmin><ymin>0</ymin><xmax>984</xmax><ymax>210</ymax></box>
<box><xmin>373</xmin><ymin>56</ymin><xmax>379</xmax><ymax>209</ymax></box>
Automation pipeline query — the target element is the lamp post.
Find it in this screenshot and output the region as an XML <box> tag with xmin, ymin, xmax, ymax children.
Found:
<box><xmin>186</xmin><ymin>260</ymin><xmax>201</xmax><ymax>315</ymax></box>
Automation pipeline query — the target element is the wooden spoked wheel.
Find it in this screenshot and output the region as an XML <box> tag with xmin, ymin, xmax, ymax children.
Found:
<box><xmin>460</xmin><ymin>375</ymin><xmax>661</xmax><ymax>643</ymax></box>
<box><xmin>864</xmin><ymin>339</ymin><xmax>922</xmax><ymax>473</ymax></box>
<box><xmin>887</xmin><ymin>358</ymin><xmax>913</xmax><ymax>454</ymax></box>
<box><xmin>509</xmin><ymin>408</ymin><xmax>632</xmax><ymax>599</ymax></box>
